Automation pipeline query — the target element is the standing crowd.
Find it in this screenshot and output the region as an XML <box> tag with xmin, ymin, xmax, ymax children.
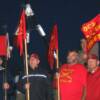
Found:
<box><xmin>0</xmin><ymin>50</ymin><xmax>100</xmax><ymax>100</ymax></box>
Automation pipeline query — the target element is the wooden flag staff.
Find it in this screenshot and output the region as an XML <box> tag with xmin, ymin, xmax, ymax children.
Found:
<box><xmin>24</xmin><ymin>38</ymin><xmax>30</xmax><ymax>100</ymax></box>
<box><xmin>56</xmin><ymin>49</ymin><xmax>60</xmax><ymax>100</ymax></box>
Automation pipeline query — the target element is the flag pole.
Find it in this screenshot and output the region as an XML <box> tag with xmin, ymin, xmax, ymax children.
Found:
<box><xmin>24</xmin><ymin>38</ymin><xmax>30</xmax><ymax>100</ymax></box>
<box><xmin>23</xmin><ymin>4</ymin><xmax>30</xmax><ymax>99</ymax></box>
<box><xmin>3</xmin><ymin>58</ymin><xmax>8</xmax><ymax>100</ymax></box>
<box><xmin>3</xmin><ymin>33</ymin><xmax>9</xmax><ymax>100</ymax></box>
<box><xmin>56</xmin><ymin>49</ymin><xmax>60</xmax><ymax>100</ymax></box>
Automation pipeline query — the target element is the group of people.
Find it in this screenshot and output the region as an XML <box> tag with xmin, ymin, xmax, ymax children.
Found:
<box><xmin>58</xmin><ymin>50</ymin><xmax>100</xmax><ymax>100</ymax></box>
<box><xmin>0</xmin><ymin>50</ymin><xmax>100</xmax><ymax>100</ymax></box>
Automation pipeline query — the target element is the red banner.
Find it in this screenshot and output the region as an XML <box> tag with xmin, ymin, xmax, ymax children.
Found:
<box><xmin>0</xmin><ymin>35</ymin><xmax>7</xmax><ymax>56</ymax></box>
<box><xmin>81</xmin><ymin>14</ymin><xmax>100</xmax><ymax>52</ymax></box>
<box><xmin>48</xmin><ymin>24</ymin><xmax>58</xmax><ymax>69</ymax></box>
<box><xmin>14</xmin><ymin>9</ymin><xmax>26</xmax><ymax>56</ymax></box>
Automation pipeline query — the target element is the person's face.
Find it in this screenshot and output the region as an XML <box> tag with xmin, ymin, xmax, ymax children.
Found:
<box><xmin>0</xmin><ymin>59</ymin><xmax>3</xmax><ymax>65</ymax></box>
<box><xmin>29</xmin><ymin>57</ymin><xmax>40</xmax><ymax>70</ymax></box>
<box><xmin>67</xmin><ymin>52</ymin><xmax>78</xmax><ymax>64</ymax></box>
<box><xmin>87</xmin><ymin>59</ymin><xmax>98</xmax><ymax>71</ymax></box>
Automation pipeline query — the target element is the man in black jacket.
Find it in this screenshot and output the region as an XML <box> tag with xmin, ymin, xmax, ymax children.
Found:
<box><xmin>18</xmin><ymin>53</ymin><xmax>54</xmax><ymax>100</ymax></box>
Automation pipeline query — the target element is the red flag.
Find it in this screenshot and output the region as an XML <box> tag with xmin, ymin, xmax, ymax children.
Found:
<box><xmin>81</xmin><ymin>14</ymin><xmax>100</xmax><ymax>53</ymax></box>
<box><xmin>14</xmin><ymin>9</ymin><xmax>26</xmax><ymax>56</ymax></box>
<box><xmin>48</xmin><ymin>24</ymin><xmax>58</xmax><ymax>69</ymax></box>
<box><xmin>0</xmin><ymin>35</ymin><xmax>7</xmax><ymax>56</ymax></box>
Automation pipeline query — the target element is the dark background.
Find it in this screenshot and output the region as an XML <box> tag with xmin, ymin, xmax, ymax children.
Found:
<box><xmin>0</xmin><ymin>0</ymin><xmax>99</xmax><ymax>75</ymax></box>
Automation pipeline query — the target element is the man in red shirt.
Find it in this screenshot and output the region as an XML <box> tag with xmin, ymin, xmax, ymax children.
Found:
<box><xmin>59</xmin><ymin>50</ymin><xmax>87</xmax><ymax>100</ymax></box>
<box><xmin>86</xmin><ymin>54</ymin><xmax>100</xmax><ymax>100</ymax></box>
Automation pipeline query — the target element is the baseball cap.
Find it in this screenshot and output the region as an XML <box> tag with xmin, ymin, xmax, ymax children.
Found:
<box><xmin>88</xmin><ymin>54</ymin><xmax>98</xmax><ymax>60</ymax></box>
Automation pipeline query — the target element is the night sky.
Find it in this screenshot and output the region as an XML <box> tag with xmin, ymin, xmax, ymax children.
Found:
<box><xmin>0</xmin><ymin>0</ymin><xmax>99</xmax><ymax>74</ymax></box>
